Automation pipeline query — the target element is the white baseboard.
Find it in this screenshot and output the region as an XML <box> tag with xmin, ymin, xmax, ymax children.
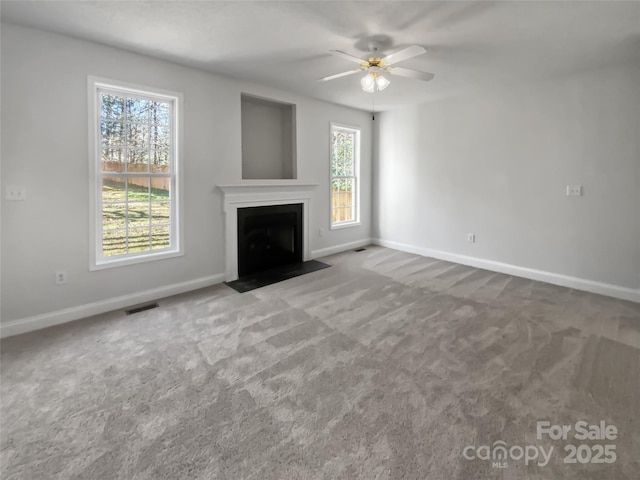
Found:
<box><xmin>0</xmin><ymin>274</ymin><xmax>225</xmax><ymax>339</ymax></box>
<box><xmin>372</xmin><ymin>238</ymin><xmax>640</xmax><ymax>303</ymax></box>
<box><xmin>311</xmin><ymin>238</ymin><xmax>373</xmax><ymax>259</ymax></box>
<box><xmin>5</xmin><ymin>239</ymin><xmax>636</xmax><ymax>338</ymax></box>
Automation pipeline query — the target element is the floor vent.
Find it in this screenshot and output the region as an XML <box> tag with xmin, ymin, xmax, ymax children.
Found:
<box><xmin>125</xmin><ymin>303</ymin><xmax>159</xmax><ymax>315</ymax></box>
<box><xmin>354</xmin><ymin>248</ymin><xmax>367</xmax><ymax>252</ymax></box>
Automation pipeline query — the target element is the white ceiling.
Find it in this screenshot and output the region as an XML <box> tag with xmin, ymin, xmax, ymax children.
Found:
<box><xmin>2</xmin><ymin>1</ymin><xmax>639</xmax><ymax>111</ymax></box>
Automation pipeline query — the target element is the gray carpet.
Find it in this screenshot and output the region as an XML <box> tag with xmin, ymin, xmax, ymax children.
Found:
<box><xmin>1</xmin><ymin>246</ymin><xmax>639</xmax><ymax>479</ymax></box>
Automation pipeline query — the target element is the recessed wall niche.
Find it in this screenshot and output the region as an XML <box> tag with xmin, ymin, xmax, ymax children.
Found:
<box><xmin>241</xmin><ymin>94</ymin><xmax>297</xmax><ymax>179</ymax></box>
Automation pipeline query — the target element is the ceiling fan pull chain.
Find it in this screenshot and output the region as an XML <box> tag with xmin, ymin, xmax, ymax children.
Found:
<box><xmin>372</xmin><ymin>93</ymin><xmax>375</xmax><ymax>120</ymax></box>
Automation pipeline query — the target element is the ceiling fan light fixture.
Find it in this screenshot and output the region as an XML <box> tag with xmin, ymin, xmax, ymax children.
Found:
<box><xmin>375</xmin><ymin>74</ymin><xmax>390</xmax><ymax>91</ymax></box>
<box><xmin>361</xmin><ymin>73</ymin><xmax>375</xmax><ymax>92</ymax></box>
<box><xmin>361</xmin><ymin>71</ymin><xmax>389</xmax><ymax>93</ymax></box>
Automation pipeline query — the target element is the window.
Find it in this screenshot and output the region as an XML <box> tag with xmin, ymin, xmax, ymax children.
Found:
<box><xmin>89</xmin><ymin>78</ymin><xmax>182</xmax><ymax>269</ymax></box>
<box><xmin>330</xmin><ymin>124</ymin><xmax>360</xmax><ymax>228</ymax></box>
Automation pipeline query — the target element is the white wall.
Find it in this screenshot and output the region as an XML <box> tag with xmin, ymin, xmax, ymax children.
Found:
<box><xmin>0</xmin><ymin>23</ymin><xmax>372</xmax><ymax>332</ymax></box>
<box><xmin>375</xmin><ymin>63</ymin><xmax>640</xmax><ymax>297</ymax></box>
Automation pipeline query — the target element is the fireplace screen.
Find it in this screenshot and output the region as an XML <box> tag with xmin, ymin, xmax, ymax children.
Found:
<box><xmin>237</xmin><ymin>204</ymin><xmax>303</xmax><ymax>277</ymax></box>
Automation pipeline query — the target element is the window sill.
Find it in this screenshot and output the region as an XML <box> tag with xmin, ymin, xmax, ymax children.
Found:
<box><xmin>91</xmin><ymin>249</ymin><xmax>183</xmax><ymax>271</ymax></box>
<box><xmin>330</xmin><ymin>221</ymin><xmax>361</xmax><ymax>231</ymax></box>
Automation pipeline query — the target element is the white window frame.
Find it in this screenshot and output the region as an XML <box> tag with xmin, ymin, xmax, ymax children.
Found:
<box><xmin>88</xmin><ymin>76</ymin><xmax>183</xmax><ymax>270</ymax></box>
<box><xmin>330</xmin><ymin>122</ymin><xmax>361</xmax><ymax>229</ymax></box>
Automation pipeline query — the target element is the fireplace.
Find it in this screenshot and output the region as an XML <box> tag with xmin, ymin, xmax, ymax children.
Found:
<box><xmin>237</xmin><ymin>204</ymin><xmax>302</xmax><ymax>277</ymax></box>
<box><xmin>217</xmin><ymin>183</ymin><xmax>317</xmax><ymax>281</ymax></box>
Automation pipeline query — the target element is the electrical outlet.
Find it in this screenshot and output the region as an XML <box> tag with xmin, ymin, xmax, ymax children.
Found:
<box><xmin>566</xmin><ymin>185</ymin><xmax>582</xmax><ymax>196</ymax></box>
<box><xmin>55</xmin><ymin>270</ymin><xmax>67</xmax><ymax>285</ymax></box>
<box><xmin>6</xmin><ymin>185</ymin><xmax>26</xmax><ymax>201</ymax></box>
<box><xmin>467</xmin><ymin>234</ymin><xmax>476</xmax><ymax>243</ymax></box>
<box><xmin>319</xmin><ymin>227</ymin><xmax>324</xmax><ymax>237</ymax></box>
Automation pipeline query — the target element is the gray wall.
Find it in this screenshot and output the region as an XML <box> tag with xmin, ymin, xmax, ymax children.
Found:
<box><xmin>1</xmin><ymin>23</ymin><xmax>372</xmax><ymax>325</ymax></box>
<box><xmin>375</xmin><ymin>62</ymin><xmax>640</xmax><ymax>292</ymax></box>
<box><xmin>241</xmin><ymin>96</ymin><xmax>295</xmax><ymax>179</ymax></box>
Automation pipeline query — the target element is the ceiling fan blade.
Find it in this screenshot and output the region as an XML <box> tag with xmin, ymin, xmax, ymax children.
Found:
<box><xmin>381</xmin><ymin>45</ymin><xmax>426</xmax><ymax>65</ymax></box>
<box><xmin>387</xmin><ymin>67</ymin><xmax>435</xmax><ymax>82</ymax></box>
<box><xmin>330</xmin><ymin>50</ymin><xmax>366</xmax><ymax>65</ymax></box>
<box><xmin>318</xmin><ymin>69</ymin><xmax>362</xmax><ymax>82</ymax></box>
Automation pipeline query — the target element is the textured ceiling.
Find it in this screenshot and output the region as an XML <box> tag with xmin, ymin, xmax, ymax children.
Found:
<box><xmin>2</xmin><ymin>1</ymin><xmax>639</xmax><ymax>111</ymax></box>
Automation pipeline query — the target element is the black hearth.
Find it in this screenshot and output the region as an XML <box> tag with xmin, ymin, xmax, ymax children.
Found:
<box><xmin>237</xmin><ymin>203</ymin><xmax>303</xmax><ymax>277</ymax></box>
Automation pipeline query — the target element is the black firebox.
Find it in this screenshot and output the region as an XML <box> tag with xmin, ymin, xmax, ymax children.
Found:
<box><xmin>237</xmin><ymin>203</ymin><xmax>303</xmax><ymax>278</ymax></box>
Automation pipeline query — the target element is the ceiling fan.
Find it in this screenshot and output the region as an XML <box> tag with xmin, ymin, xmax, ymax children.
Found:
<box><xmin>319</xmin><ymin>44</ymin><xmax>435</xmax><ymax>92</ymax></box>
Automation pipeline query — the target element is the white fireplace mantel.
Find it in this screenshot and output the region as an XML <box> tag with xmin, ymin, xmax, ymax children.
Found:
<box><xmin>217</xmin><ymin>183</ymin><xmax>318</xmax><ymax>281</ymax></box>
